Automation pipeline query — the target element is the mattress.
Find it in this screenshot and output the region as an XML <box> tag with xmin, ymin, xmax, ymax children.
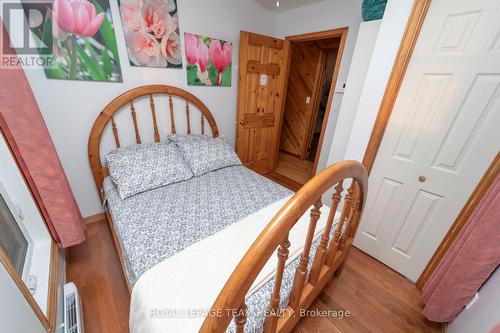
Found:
<box><xmin>103</xmin><ymin>165</ymin><xmax>292</xmax><ymax>285</ymax></box>
<box><xmin>105</xmin><ymin>165</ymin><xmax>338</xmax><ymax>332</ymax></box>
<box><xmin>128</xmin><ymin>193</ymin><xmax>337</xmax><ymax>333</ymax></box>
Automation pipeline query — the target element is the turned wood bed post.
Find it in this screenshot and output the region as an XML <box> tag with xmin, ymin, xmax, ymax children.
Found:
<box><xmin>309</xmin><ymin>180</ymin><xmax>344</xmax><ymax>284</ymax></box>
<box><xmin>234</xmin><ymin>302</ymin><xmax>248</xmax><ymax>333</ymax></box>
<box><xmin>110</xmin><ymin>117</ymin><xmax>120</xmax><ymax>148</ymax></box>
<box><xmin>325</xmin><ymin>182</ymin><xmax>355</xmax><ymax>265</ymax></box>
<box><xmin>264</xmin><ymin>234</ymin><xmax>290</xmax><ymax>332</ymax></box>
<box><xmin>129</xmin><ymin>100</ymin><xmax>139</xmax><ymax>144</ymax></box>
<box><xmin>149</xmin><ymin>94</ymin><xmax>160</xmax><ymax>142</ymax></box>
<box><xmin>288</xmin><ymin>201</ymin><xmax>322</xmax><ymax>309</ymax></box>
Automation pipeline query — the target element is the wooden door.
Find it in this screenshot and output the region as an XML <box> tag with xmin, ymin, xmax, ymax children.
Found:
<box><xmin>280</xmin><ymin>42</ymin><xmax>325</xmax><ymax>159</ymax></box>
<box><xmin>236</xmin><ymin>31</ymin><xmax>291</xmax><ymax>174</ymax></box>
<box><xmin>354</xmin><ymin>0</ymin><xmax>500</xmax><ymax>281</ymax></box>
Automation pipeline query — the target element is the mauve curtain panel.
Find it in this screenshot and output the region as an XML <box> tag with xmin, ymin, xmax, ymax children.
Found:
<box><xmin>0</xmin><ymin>21</ymin><xmax>85</xmax><ymax>247</ymax></box>
<box><xmin>421</xmin><ymin>174</ymin><xmax>500</xmax><ymax>322</ymax></box>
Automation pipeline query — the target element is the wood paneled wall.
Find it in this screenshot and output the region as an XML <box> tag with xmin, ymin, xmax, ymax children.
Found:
<box><xmin>280</xmin><ymin>41</ymin><xmax>323</xmax><ymax>159</ymax></box>
<box><xmin>280</xmin><ymin>38</ymin><xmax>340</xmax><ymax>161</ymax></box>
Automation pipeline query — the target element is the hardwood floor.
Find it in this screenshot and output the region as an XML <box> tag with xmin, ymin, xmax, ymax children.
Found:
<box><xmin>67</xmin><ymin>221</ymin><xmax>442</xmax><ymax>333</ymax></box>
<box><xmin>292</xmin><ymin>249</ymin><xmax>442</xmax><ymax>333</ymax></box>
<box><xmin>66</xmin><ymin>220</ymin><xmax>129</xmax><ymax>333</ymax></box>
<box><xmin>275</xmin><ymin>152</ymin><xmax>314</xmax><ymax>185</ymax></box>
<box><xmin>264</xmin><ymin>171</ymin><xmax>303</xmax><ymax>192</ymax></box>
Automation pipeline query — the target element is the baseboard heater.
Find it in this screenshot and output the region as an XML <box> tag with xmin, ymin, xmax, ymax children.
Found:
<box><xmin>64</xmin><ymin>282</ymin><xmax>84</xmax><ymax>333</ymax></box>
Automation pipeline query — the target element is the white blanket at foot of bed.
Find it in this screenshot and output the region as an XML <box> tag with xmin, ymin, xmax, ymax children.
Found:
<box><xmin>130</xmin><ymin>195</ymin><xmax>335</xmax><ymax>333</ymax></box>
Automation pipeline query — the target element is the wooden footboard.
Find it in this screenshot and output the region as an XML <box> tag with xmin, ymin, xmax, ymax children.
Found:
<box><xmin>200</xmin><ymin>160</ymin><xmax>368</xmax><ymax>333</ymax></box>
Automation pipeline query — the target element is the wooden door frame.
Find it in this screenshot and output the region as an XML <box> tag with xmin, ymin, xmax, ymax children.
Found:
<box><xmin>360</xmin><ymin>0</ymin><xmax>500</xmax><ymax>290</ymax></box>
<box><xmin>283</xmin><ymin>27</ymin><xmax>349</xmax><ymax>176</ymax></box>
<box><xmin>361</xmin><ymin>0</ymin><xmax>431</xmax><ymax>175</ymax></box>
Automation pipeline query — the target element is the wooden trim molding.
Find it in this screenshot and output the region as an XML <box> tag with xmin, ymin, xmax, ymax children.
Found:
<box><xmin>285</xmin><ymin>27</ymin><xmax>349</xmax><ymax>177</ymax></box>
<box><xmin>311</xmin><ymin>28</ymin><xmax>347</xmax><ymax>177</ymax></box>
<box><xmin>286</xmin><ymin>27</ymin><xmax>349</xmax><ymax>42</ymax></box>
<box><xmin>362</xmin><ymin>0</ymin><xmax>432</xmax><ymax>174</ymax></box>
<box><xmin>47</xmin><ymin>242</ymin><xmax>59</xmax><ymax>331</ymax></box>
<box><xmin>416</xmin><ymin>153</ymin><xmax>500</xmax><ymax>290</ymax></box>
<box><xmin>0</xmin><ymin>246</ymin><xmax>51</xmax><ymax>332</ymax></box>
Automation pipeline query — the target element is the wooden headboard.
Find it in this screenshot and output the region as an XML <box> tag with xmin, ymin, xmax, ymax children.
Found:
<box><xmin>88</xmin><ymin>85</ymin><xmax>219</xmax><ymax>198</ymax></box>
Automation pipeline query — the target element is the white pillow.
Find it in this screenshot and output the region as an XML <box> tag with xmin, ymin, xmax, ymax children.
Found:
<box><xmin>168</xmin><ymin>135</ymin><xmax>242</xmax><ymax>176</ymax></box>
<box><xmin>105</xmin><ymin>142</ymin><xmax>193</xmax><ymax>199</ymax></box>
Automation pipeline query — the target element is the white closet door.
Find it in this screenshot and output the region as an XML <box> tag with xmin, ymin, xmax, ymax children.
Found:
<box><xmin>354</xmin><ymin>0</ymin><xmax>500</xmax><ymax>281</ymax></box>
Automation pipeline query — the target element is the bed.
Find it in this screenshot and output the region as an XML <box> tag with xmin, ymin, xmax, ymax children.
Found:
<box><xmin>102</xmin><ymin>165</ymin><xmax>292</xmax><ymax>286</ymax></box>
<box><xmin>88</xmin><ymin>85</ymin><xmax>368</xmax><ymax>333</ymax></box>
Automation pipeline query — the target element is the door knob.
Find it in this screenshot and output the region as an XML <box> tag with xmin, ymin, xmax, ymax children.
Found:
<box><xmin>418</xmin><ymin>176</ymin><xmax>426</xmax><ymax>182</ymax></box>
<box><xmin>239</xmin><ymin>120</ymin><xmax>244</xmax><ymax>125</ymax></box>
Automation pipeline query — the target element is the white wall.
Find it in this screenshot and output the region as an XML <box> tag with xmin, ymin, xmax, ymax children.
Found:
<box><xmin>325</xmin><ymin>19</ymin><xmax>381</xmax><ymax>167</ymax></box>
<box><xmin>326</xmin><ymin>0</ymin><xmax>414</xmax><ymax>164</ymax></box>
<box><xmin>0</xmin><ymin>263</ymin><xmax>46</xmax><ymax>333</ymax></box>
<box><xmin>18</xmin><ymin>0</ymin><xmax>277</xmax><ymax>217</ymax></box>
<box><xmin>274</xmin><ymin>0</ymin><xmax>363</xmax><ymax>172</ymax></box>
<box><xmin>448</xmin><ymin>268</ymin><xmax>500</xmax><ymax>333</ymax></box>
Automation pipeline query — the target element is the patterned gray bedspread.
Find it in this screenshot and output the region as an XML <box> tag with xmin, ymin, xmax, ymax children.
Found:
<box><xmin>103</xmin><ymin>165</ymin><xmax>292</xmax><ymax>286</ymax></box>
<box><xmin>104</xmin><ymin>165</ymin><xmax>334</xmax><ymax>333</ymax></box>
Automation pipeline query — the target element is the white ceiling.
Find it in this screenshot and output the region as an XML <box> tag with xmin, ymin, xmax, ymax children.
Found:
<box><xmin>253</xmin><ymin>0</ymin><xmax>324</xmax><ymax>12</ymax></box>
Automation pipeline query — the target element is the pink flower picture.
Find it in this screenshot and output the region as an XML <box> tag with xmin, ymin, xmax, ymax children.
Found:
<box><xmin>22</xmin><ymin>0</ymin><xmax>123</xmax><ymax>82</ymax></box>
<box><xmin>119</xmin><ymin>0</ymin><xmax>182</xmax><ymax>68</ymax></box>
<box><xmin>184</xmin><ymin>33</ymin><xmax>232</xmax><ymax>87</ymax></box>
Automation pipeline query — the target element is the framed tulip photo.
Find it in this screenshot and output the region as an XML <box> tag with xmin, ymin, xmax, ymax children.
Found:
<box><xmin>184</xmin><ymin>33</ymin><xmax>232</xmax><ymax>87</ymax></box>
<box><xmin>118</xmin><ymin>0</ymin><xmax>182</xmax><ymax>68</ymax></box>
<box><xmin>23</xmin><ymin>0</ymin><xmax>123</xmax><ymax>82</ymax></box>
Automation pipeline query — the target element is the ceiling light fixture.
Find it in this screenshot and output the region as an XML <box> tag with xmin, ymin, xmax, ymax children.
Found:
<box><xmin>276</xmin><ymin>0</ymin><xmax>280</xmax><ymax>7</ymax></box>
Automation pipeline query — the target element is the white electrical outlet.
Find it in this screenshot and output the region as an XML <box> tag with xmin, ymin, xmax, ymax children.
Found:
<box><xmin>306</xmin><ymin>96</ymin><xmax>311</xmax><ymax>104</ymax></box>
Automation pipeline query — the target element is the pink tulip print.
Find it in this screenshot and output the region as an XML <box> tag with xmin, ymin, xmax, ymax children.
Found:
<box><xmin>53</xmin><ymin>0</ymin><xmax>105</xmax><ymax>37</ymax></box>
<box><xmin>184</xmin><ymin>33</ymin><xmax>232</xmax><ymax>87</ymax></box>
<box><xmin>209</xmin><ymin>40</ymin><xmax>232</xmax><ymax>86</ymax></box>
<box><xmin>23</xmin><ymin>0</ymin><xmax>122</xmax><ymax>81</ymax></box>
<box><xmin>119</xmin><ymin>0</ymin><xmax>182</xmax><ymax>68</ymax></box>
